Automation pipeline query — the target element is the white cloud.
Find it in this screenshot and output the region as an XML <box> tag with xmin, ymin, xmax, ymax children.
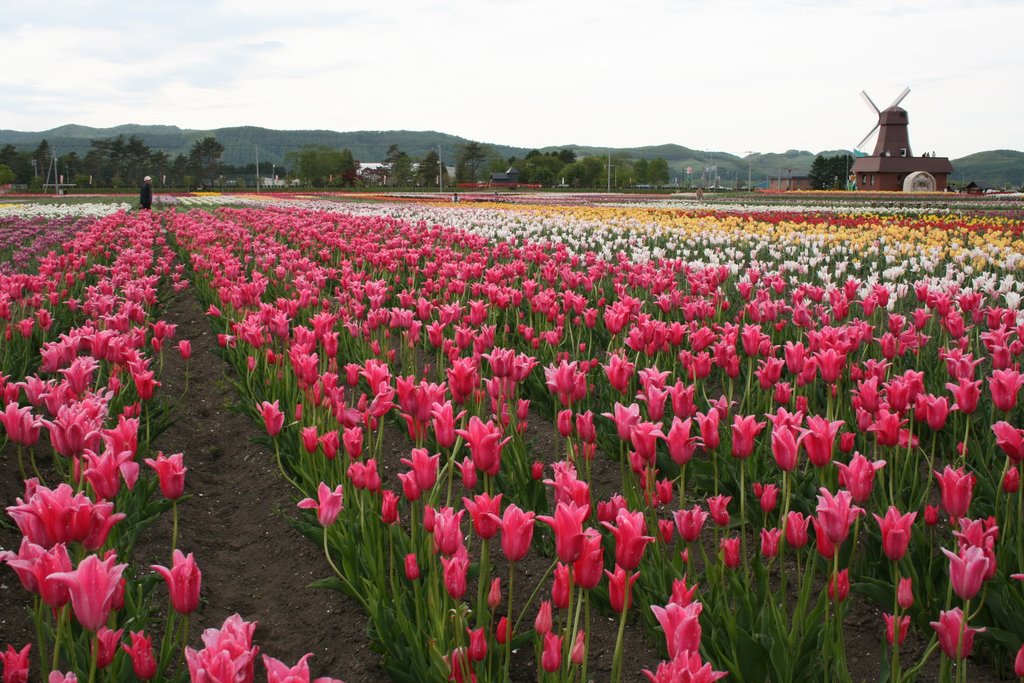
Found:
<box><xmin>0</xmin><ymin>0</ymin><xmax>1020</xmax><ymax>157</ymax></box>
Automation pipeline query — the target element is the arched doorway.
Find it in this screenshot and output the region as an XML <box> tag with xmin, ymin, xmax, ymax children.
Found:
<box><xmin>903</xmin><ymin>171</ymin><xmax>936</xmax><ymax>192</ymax></box>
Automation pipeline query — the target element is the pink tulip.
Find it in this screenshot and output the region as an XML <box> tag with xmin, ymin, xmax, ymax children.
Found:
<box><xmin>603</xmin><ymin>402</ymin><xmax>641</xmax><ymax>442</ymax></box>
<box><xmin>989</xmin><ymin>368</ymin><xmax>1024</xmax><ymax>411</ymax></box>
<box><xmin>6</xmin><ymin>482</ymin><xmax>125</xmax><ymax>550</ymax></box>
<box><xmin>665</xmin><ymin>416</ymin><xmax>698</xmax><ymax>465</ymax></box>
<box><xmin>931</xmin><ymin>607</ymin><xmax>982</xmax><ymax>660</ymax></box>
<box><xmin>800</xmin><ymin>416</ymin><xmax>845</xmax><ymax>468</ymax></box>
<box><xmin>945</xmin><ymin>377</ymin><xmax>981</xmax><ymax>415</ymax></box>
<box><xmin>898</xmin><ymin>577</ymin><xmax>914</xmax><ymax>610</ymax></box>
<box><xmin>673</xmin><ymin>505</ymin><xmax>709</xmax><ymax>543</ymax></box>
<box><xmin>184</xmin><ymin>613</ymin><xmax>258</xmax><ymax>683</ymax></box>
<box><xmin>883</xmin><ymin>613</ymin><xmax>910</xmax><ymax>646</ymax></box>
<box><xmin>720</xmin><ymin>537</ymin><xmax>741</xmax><ymax>569</ymax></box>
<box><xmin>815</xmin><ymin>487</ymin><xmax>863</xmax><ymax>546</ymax></box>
<box><xmin>873</xmin><ymin>507</ymin><xmax>916</xmax><ymax>562</ymax></box>
<box><xmin>400</xmin><ymin>448</ymin><xmax>440</xmax><ymax>492</ymax></box>
<box><xmin>651</xmin><ymin>601</ymin><xmax>703</xmax><ymax>659</ymax></box>
<box><xmin>0</xmin><ymin>402</ymin><xmax>42</xmax><ymax>446</ymax></box>
<box><xmin>541</xmin><ymin>631</ymin><xmax>564</xmax><ymax>673</ymax></box>
<box><xmin>262</xmin><ymin>652</ymin><xmax>345</xmax><ymax>683</ymax></box>
<box><xmin>827</xmin><ymin>568</ymin><xmax>850</xmax><ymax>602</ymax></box>
<box><xmin>835</xmin><ymin>452</ymin><xmax>886</xmax><ymax>503</ymax></box>
<box><xmin>96</xmin><ymin>626</ymin><xmax>123</xmax><ymax>669</ymax></box>
<box><xmin>706</xmin><ymin>495</ymin><xmax>731</xmax><ymax>527</ymax></box>
<box><xmin>48</xmin><ymin>672</ymin><xmax>77</xmax><ymax>683</ymax></box>
<box><xmin>770</xmin><ymin>424</ymin><xmax>801</xmax><ymax>471</ymax></box>
<box><xmin>144</xmin><ymin>451</ymin><xmax>187</xmax><ymax>500</ymax></box>
<box><xmin>258</xmin><ymin>400</ymin><xmax>285</xmax><ymax>437</ymax></box>
<box><xmin>602</xmin><ymin>508</ymin><xmax>654</xmax><ymax>571</ymax></box>
<box><xmin>0</xmin><ymin>643</ymin><xmax>31</xmax><ymax>683</ymax></box>
<box><xmin>942</xmin><ymin>545</ymin><xmax>989</xmax><ymax>601</ymax></box>
<box><xmin>730</xmin><ymin>414</ymin><xmax>766</xmax><ymax>459</ymax></box>
<box><xmin>462</xmin><ymin>493</ymin><xmax>502</xmax><ymax>540</ymax></box>
<box><xmin>605</xmin><ymin>564</ymin><xmax>640</xmax><ymax>612</ymax></box>
<box><xmin>2</xmin><ymin>538</ymin><xmax>72</xmax><ymax>608</ymax></box>
<box><xmin>296</xmin><ymin>482</ymin><xmax>344</xmax><ymax>527</ymax></box>
<box><xmin>784</xmin><ymin>511</ymin><xmax>810</xmax><ymax>549</ymax></box>
<box><xmin>152</xmin><ymin>549</ymin><xmax>202</xmax><ymax>615</ymax></box>
<box><xmin>760</xmin><ymin>527</ymin><xmax>782</xmax><ymax>558</ymax></box>
<box><xmin>46</xmin><ymin>553</ymin><xmax>127</xmax><ymax>632</ymax></box>
<box><xmin>538</xmin><ymin>500</ymin><xmax>589</xmax><ymax>563</ymax></box>
<box><xmin>455</xmin><ymin>416</ymin><xmax>509</xmax><ymax>476</ymax></box>
<box><xmin>992</xmin><ymin>421</ymin><xmax>1024</xmax><ymax>462</ymax></box>
<box><xmin>122</xmin><ymin>631</ymin><xmax>157</xmax><ymax>680</ymax></box>
<box><xmin>432</xmin><ymin>507</ymin><xmax>466</xmax><ymax>557</ymax></box>
<box><xmin>573</xmin><ymin>528</ymin><xmax>604</xmax><ymax>589</ymax></box>
<box><xmin>430</xmin><ymin>401</ymin><xmax>464</xmax><ymax>448</ymax></box>
<box><xmin>934</xmin><ymin>466</ymin><xmax>974</xmax><ymax>520</ymax></box>
<box><xmin>534</xmin><ymin>600</ymin><xmax>553</xmax><ymax>635</ymax></box>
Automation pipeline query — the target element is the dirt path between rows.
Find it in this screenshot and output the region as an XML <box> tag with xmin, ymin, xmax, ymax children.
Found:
<box><xmin>137</xmin><ymin>286</ymin><xmax>387</xmax><ymax>682</ymax></box>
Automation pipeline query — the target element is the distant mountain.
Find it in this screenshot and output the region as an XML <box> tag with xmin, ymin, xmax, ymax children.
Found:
<box><xmin>1</xmin><ymin>124</ymin><xmax>1020</xmax><ymax>188</ymax></box>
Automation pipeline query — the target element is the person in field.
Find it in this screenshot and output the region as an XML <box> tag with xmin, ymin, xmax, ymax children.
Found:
<box><xmin>140</xmin><ymin>175</ymin><xmax>153</xmax><ymax>210</ymax></box>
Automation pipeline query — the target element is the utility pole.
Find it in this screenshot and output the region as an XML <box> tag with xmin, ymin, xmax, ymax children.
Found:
<box><xmin>438</xmin><ymin>144</ymin><xmax>443</xmax><ymax>193</ymax></box>
<box><xmin>744</xmin><ymin>151</ymin><xmax>756</xmax><ymax>190</ymax></box>
<box><xmin>607</xmin><ymin>150</ymin><xmax>611</xmax><ymax>192</ymax></box>
<box><xmin>255</xmin><ymin>145</ymin><xmax>260</xmax><ymax>192</ymax></box>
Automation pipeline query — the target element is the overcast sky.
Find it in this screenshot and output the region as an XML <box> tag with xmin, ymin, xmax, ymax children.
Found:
<box><xmin>2</xmin><ymin>0</ymin><xmax>1021</xmax><ymax>159</ymax></box>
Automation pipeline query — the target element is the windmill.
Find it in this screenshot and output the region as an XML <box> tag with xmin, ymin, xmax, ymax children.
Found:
<box><xmin>856</xmin><ymin>87</ymin><xmax>911</xmax><ymax>157</ymax></box>
<box><xmin>850</xmin><ymin>86</ymin><xmax>953</xmax><ymax>192</ymax></box>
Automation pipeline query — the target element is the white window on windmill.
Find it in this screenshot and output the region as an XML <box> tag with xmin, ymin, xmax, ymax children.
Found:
<box><xmin>900</xmin><ymin>148</ymin><xmax>907</xmax><ymax>157</ymax></box>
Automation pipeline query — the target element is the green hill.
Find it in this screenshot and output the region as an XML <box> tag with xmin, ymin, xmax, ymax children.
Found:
<box><xmin>1</xmin><ymin>124</ymin><xmax>1020</xmax><ymax>188</ymax></box>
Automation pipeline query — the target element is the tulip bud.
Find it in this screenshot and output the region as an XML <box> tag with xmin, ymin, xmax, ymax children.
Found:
<box><xmin>534</xmin><ymin>600</ymin><xmax>553</xmax><ymax>635</ymax></box>
<box><xmin>1004</xmin><ymin>465</ymin><xmax>1020</xmax><ymax>493</ymax></box>
<box><xmin>404</xmin><ymin>553</ymin><xmax>420</xmax><ymax>581</ymax></box>
<box><xmin>495</xmin><ymin>616</ymin><xmax>508</xmax><ymax>644</ymax></box>
<box><xmin>924</xmin><ymin>504</ymin><xmax>939</xmax><ymax>526</ymax></box>
<box><xmin>488</xmin><ymin>577</ymin><xmax>502</xmax><ymax>609</ymax></box>
<box><xmin>898</xmin><ymin>577</ymin><xmax>914</xmax><ymax>610</ymax></box>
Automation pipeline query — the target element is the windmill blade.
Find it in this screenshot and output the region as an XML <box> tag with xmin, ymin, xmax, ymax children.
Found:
<box><xmin>857</xmin><ymin>123</ymin><xmax>880</xmax><ymax>152</ymax></box>
<box><xmin>861</xmin><ymin>91</ymin><xmax>880</xmax><ymax>113</ymax></box>
<box><xmin>888</xmin><ymin>87</ymin><xmax>911</xmax><ymax>109</ymax></box>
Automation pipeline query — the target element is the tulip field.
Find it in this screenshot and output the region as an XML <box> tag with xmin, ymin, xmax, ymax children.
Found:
<box><xmin>2</xmin><ymin>192</ymin><xmax>1024</xmax><ymax>682</ymax></box>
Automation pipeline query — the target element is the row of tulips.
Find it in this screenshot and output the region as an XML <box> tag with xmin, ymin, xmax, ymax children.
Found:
<box><xmin>161</xmin><ymin>199</ymin><xmax>1024</xmax><ymax>682</ymax></box>
<box><xmin>0</xmin><ymin>208</ymin><xmax>345</xmax><ymax>682</ymax></box>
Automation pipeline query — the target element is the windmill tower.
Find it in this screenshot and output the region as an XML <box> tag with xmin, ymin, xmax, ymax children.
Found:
<box><xmin>851</xmin><ymin>87</ymin><xmax>953</xmax><ymax>192</ymax></box>
<box><xmin>857</xmin><ymin>87</ymin><xmax>912</xmax><ymax>157</ymax></box>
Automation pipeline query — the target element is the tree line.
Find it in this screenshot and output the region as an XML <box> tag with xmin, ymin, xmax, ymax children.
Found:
<box><xmin>0</xmin><ymin>134</ymin><xmax>676</xmax><ymax>190</ymax></box>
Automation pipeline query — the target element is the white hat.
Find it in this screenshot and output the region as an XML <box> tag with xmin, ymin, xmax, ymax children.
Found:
<box><xmin>144</xmin><ymin>176</ymin><xmax>152</xmax><ymax>181</ymax></box>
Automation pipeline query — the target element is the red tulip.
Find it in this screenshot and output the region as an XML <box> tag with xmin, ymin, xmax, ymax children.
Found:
<box><xmin>6</xmin><ymin>482</ymin><xmax>125</xmax><ymax>550</ymax></box>
<box><xmin>665</xmin><ymin>417</ymin><xmax>698</xmax><ymax>466</ymax></box>
<box><xmin>404</xmin><ymin>553</ymin><xmax>420</xmax><ymax>581</ymax></box>
<box><xmin>1004</xmin><ymin>465</ymin><xmax>1020</xmax><ymax>493</ymax></box>
<box><xmin>455</xmin><ymin>416</ymin><xmax>509</xmax><ymax>477</ymax></box>
<box><xmin>552</xmin><ymin>562</ymin><xmax>571</xmax><ymax>609</ymax></box>
<box><xmin>430</xmin><ymin>401</ymin><xmax>464</xmax><ymax>449</ymax></box>
<box><xmin>466</xmin><ymin>627</ymin><xmax>487</xmax><ymax>663</ymax></box>
<box><xmin>800</xmin><ymin>416</ymin><xmax>844</xmax><ymax>467</ymax></box>
<box><xmin>122</xmin><ymin>631</ymin><xmax>157</xmax><ymax>680</ymax></box>
<box><xmin>1015</xmin><ymin>644</ymin><xmax>1024</xmax><ymax>676</ymax></box>
<box><xmin>695</xmin><ymin>410</ymin><xmax>721</xmax><ymax>451</ymax></box>
<box><xmin>544</xmin><ymin>359</ymin><xmax>587</xmax><ymax>407</ymax></box>
<box><xmin>152</xmin><ymin>549</ymin><xmax>202</xmax><ymax>615</ymax></box>
<box><xmin>945</xmin><ymin>377</ymin><xmax>981</xmax><ymax>414</ymax></box>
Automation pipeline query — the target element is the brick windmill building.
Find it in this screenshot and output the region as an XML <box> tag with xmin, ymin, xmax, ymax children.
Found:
<box><xmin>851</xmin><ymin>88</ymin><xmax>953</xmax><ymax>192</ymax></box>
